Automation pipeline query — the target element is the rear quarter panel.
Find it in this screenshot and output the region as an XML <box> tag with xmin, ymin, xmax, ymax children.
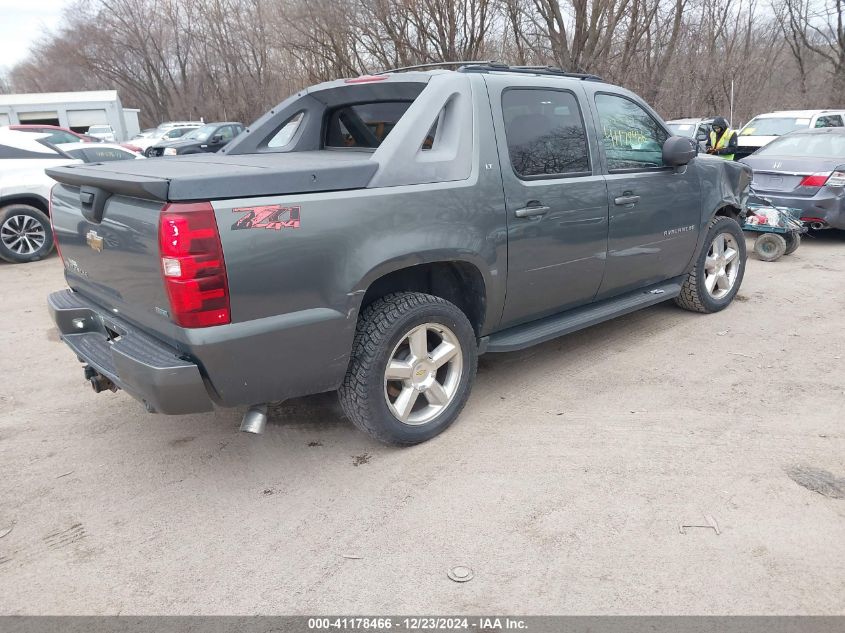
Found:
<box><xmin>208</xmin><ymin>164</ymin><xmax>508</xmax><ymax>404</ymax></box>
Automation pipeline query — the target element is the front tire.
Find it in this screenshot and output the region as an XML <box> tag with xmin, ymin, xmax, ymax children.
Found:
<box><xmin>338</xmin><ymin>292</ymin><xmax>478</xmax><ymax>446</ymax></box>
<box><xmin>0</xmin><ymin>205</ymin><xmax>54</xmax><ymax>264</ymax></box>
<box><xmin>675</xmin><ymin>216</ymin><xmax>746</xmax><ymax>313</ymax></box>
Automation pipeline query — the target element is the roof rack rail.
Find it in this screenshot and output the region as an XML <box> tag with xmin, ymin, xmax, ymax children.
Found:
<box><xmin>458</xmin><ymin>63</ymin><xmax>604</xmax><ymax>82</ymax></box>
<box><xmin>373</xmin><ymin>61</ymin><xmax>495</xmax><ymax>75</ymax></box>
<box><xmin>371</xmin><ymin>60</ymin><xmax>603</xmax><ymax>82</ymax></box>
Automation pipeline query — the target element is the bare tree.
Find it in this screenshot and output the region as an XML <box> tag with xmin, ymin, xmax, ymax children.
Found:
<box><xmin>6</xmin><ymin>0</ymin><xmax>842</xmax><ymax>127</ymax></box>
<box><xmin>780</xmin><ymin>0</ymin><xmax>845</xmax><ymax>102</ymax></box>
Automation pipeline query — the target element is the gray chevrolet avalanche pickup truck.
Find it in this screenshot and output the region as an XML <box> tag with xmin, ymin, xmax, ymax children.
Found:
<box><xmin>47</xmin><ymin>63</ymin><xmax>751</xmax><ymax>445</ymax></box>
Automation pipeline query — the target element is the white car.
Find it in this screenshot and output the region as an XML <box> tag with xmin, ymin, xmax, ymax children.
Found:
<box><xmin>57</xmin><ymin>141</ymin><xmax>144</xmax><ymax>162</ymax></box>
<box><xmin>736</xmin><ymin>110</ymin><xmax>845</xmax><ymax>159</ymax></box>
<box><xmin>0</xmin><ymin>129</ymin><xmax>80</xmax><ymax>263</ymax></box>
<box><xmin>132</xmin><ymin>122</ymin><xmax>203</xmax><ymax>155</ymax></box>
<box><xmin>86</xmin><ymin>124</ymin><xmax>117</xmax><ymax>142</ymax></box>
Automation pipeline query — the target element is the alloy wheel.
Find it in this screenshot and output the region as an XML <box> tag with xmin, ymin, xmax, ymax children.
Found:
<box><xmin>1</xmin><ymin>214</ymin><xmax>47</xmax><ymax>256</ymax></box>
<box><xmin>704</xmin><ymin>232</ymin><xmax>740</xmax><ymax>299</ymax></box>
<box><xmin>383</xmin><ymin>322</ymin><xmax>463</xmax><ymax>425</ymax></box>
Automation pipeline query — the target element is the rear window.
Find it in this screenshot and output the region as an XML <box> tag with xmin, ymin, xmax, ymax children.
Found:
<box><xmin>325</xmin><ymin>101</ymin><xmax>413</xmax><ymax>148</ymax></box>
<box><xmin>755</xmin><ymin>133</ymin><xmax>845</xmax><ymax>158</ymax></box>
<box><xmin>81</xmin><ymin>147</ymin><xmax>137</xmax><ymax>162</ymax></box>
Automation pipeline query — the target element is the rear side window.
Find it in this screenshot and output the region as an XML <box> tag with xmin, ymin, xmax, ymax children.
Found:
<box><xmin>595</xmin><ymin>93</ymin><xmax>668</xmax><ymax>170</ymax></box>
<box><xmin>502</xmin><ymin>89</ymin><xmax>590</xmax><ymax>178</ymax></box>
<box><xmin>0</xmin><ymin>138</ymin><xmax>64</xmax><ymax>159</ymax></box>
<box><xmin>325</xmin><ymin>101</ymin><xmax>412</xmax><ymax>148</ymax></box>
<box><xmin>815</xmin><ymin>115</ymin><xmax>844</xmax><ymax>128</ymax></box>
<box><xmin>268</xmin><ymin>112</ymin><xmax>304</xmax><ymax>148</ymax></box>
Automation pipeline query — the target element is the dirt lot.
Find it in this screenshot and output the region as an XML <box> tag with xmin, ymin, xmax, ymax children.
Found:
<box><xmin>1</xmin><ymin>233</ymin><xmax>844</xmax><ymax>615</ymax></box>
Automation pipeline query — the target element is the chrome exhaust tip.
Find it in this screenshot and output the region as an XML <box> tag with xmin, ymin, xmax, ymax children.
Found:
<box><xmin>810</xmin><ymin>221</ymin><xmax>827</xmax><ymax>230</ymax></box>
<box><xmin>240</xmin><ymin>404</ymin><xmax>268</xmax><ymax>434</ymax></box>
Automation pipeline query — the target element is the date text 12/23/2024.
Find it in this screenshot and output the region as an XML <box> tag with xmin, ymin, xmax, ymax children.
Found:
<box><xmin>308</xmin><ymin>617</ymin><xmax>528</xmax><ymax>630</ymax></box>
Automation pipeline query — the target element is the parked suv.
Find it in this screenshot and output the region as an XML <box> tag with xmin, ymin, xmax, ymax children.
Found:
<box><xmin>46</xmin><ymin>64</ymin><xmax>751</xmax><ymax>445</ymax></box>
<box><xmin>0</xmin><ymin>129</ymin><xmax>79</xmax><ymax>263</ymax></box>
<box><xmin>86</xmin><ymin>125</ymin><xmax>117</xmax><ymax>142</ymax></box>
<box><xmin>147</xmin><ymin>122</ymin><xmax>244</xmax><ymax>156</ymax></box>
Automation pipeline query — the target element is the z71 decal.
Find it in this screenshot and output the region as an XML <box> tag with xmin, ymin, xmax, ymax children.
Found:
<box><xmin>232</xmin><ymin>204</ymin><xmax>301</xmax><ymax>230</ymax></box>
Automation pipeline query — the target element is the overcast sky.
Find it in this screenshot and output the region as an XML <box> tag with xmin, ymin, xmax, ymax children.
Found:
<box><xmin>0</xmin><ymin>1</ymin><xmax>70</xmax><ymax>73</ymax></box>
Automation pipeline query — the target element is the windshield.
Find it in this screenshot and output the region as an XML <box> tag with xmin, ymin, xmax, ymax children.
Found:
<box><xmin>740</xmin><ymin>117</ymin><xmax>811</xmax><ymax>137</ymax></box>
<box><xmin>667</xmin><ymin>123</ymin><xmax>696</xmax><ymax>137</ymax></box>
<box><xmin>183</xmin><ymin>124</ymin><xmax>215</xmax><ymax>142</ymax></box>
<box><xmin>756</xmin><ymin>132</ymin><xmax>845</xmax><ymax>158</ymax></box>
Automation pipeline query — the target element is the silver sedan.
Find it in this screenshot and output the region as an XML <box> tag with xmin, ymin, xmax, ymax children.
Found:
<box><xmin>740</xmin><ymin>128</ymin><xmax>845</xmax><ymax>230</ymax></box>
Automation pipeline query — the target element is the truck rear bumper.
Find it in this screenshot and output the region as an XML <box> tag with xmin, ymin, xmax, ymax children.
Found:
<box><xmin>48</xmin><ymin>289</ymin><xmax>214</xmax><ymax>414</ymax></box>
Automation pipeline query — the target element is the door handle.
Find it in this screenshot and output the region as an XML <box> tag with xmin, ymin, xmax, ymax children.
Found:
<box><xmin>514</xmin><ymin>204</ymin><xmax>550</xmax><ymax>218</ymax></box>
<box><xmin>614</xmin><ymin>193</ymin><xmax>640</xmax><ymax>206</ymax></box>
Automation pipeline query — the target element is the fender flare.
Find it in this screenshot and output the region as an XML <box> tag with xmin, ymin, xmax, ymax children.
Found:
<box><xmin>348</xmin><ymin>249</ymin><xmax>498</xmax><ymax>333</ymax></box>
<box><xmin>0</xmin><ymin>193</ymin><xmax>50</xmax><ymax>214</ymax></box>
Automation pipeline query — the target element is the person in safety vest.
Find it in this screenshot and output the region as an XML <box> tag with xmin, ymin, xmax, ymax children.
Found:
<box><xmin>705</xmin><ymin>117</ymin><xmax>737</xmax><ymax>160</ymax></box>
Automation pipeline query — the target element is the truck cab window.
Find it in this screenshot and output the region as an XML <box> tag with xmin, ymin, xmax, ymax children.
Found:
<box><xmin>502</xmin><ymin>89</ymin><xmax>590</xmax><ymax>178</ymax></box>
<box><xmin>325</xmin><ymin>101</ymin><xmax>413</xmax><ymax>149</ymax></box>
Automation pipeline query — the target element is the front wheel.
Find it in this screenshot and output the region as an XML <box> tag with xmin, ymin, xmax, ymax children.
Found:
<box><xmin>338</xmin><ymin>292</ymin><xmax>478</xmax><ymax>445</ymax></box>
<box><xmin>0</xmin><ymin>205</ymin><xmax>54</xmax><ymax>264</ymax></box>
<box><xmin>675</xmin><ymin>216</ymin><xmax>746</xmax><ymax>313</ymax></box>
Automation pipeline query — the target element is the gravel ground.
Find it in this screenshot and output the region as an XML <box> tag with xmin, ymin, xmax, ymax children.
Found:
<box><xmin>0</xmin><ymin>232</ymin><xmax>843</xmax><ymax>615</ymax></box>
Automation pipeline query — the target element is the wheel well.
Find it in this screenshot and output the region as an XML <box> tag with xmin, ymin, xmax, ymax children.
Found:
<box><xmin>0</xmin><ymin>195</ymin><xmax>49</xmax><ymax>215</ymax></box>
<box><xmin>715</xmin><ymin>205</ymin><xmax>742</xmax><ymax>222</ymax></box>
<box><xmin>361</xmin><ymin>262</ymin><xmax>487</xmax><ymax>335</ymax></box>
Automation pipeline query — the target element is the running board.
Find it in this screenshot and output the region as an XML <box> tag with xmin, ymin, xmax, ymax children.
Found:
<box><xmin>485</xmin><ymin>279</ymin><xmax>682</xmax><ymax>353</ymax></box>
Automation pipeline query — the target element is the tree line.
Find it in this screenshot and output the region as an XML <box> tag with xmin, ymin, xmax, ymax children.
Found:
<box><xmin>3</xmin><ymin>0</ymin><xmax>844</xmax><ymax>128</ymax></box>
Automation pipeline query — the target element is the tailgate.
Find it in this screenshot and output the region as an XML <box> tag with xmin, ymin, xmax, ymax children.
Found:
<box><xmin>51</xmin><ymin>183</ymin><xmax>175</xmax><ymax>340</ymax></box>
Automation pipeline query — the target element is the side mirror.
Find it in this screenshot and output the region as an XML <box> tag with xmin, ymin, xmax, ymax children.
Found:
<box><xmin>663</xmin><ymin>135</ymin><xmax>697</xmax><ymax>166</ymax></box>
<box><xmin>696</xmin><ymin>131</ymin><xmax>708</xmax><ymax>142</ymax></box>
<box><xmin>210</xmin><ymin>134</ymin><xmax>223</xmax><ymax>144</ymax></box>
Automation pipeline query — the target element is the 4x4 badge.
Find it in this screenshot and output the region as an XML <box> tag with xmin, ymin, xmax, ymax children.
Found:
<box><xmin>86</xmin><ymin>230</ymin><xmax>104</xmax><ymax>252</ymax></box>
<box><xmin>232</xmin><ymin>205</ymin><xmax>300</xmax><ymax>230</ymax></box>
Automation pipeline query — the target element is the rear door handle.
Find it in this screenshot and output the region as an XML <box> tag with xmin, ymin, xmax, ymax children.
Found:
<box><xmin>614</xmin><ymin>194</ymin><xmax>640</xmax><ymax>206</ymax></box>
<box><xmin>514</xmin><ymin>205</ymin><xmax>550</xmax><ymax>218</ymax></box>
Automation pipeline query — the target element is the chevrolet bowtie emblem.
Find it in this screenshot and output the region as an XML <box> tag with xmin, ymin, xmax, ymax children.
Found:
<box><xmin>86</xmin><ymin>230</ymin><xmax>104</xmax><ymax>252</ymax></box>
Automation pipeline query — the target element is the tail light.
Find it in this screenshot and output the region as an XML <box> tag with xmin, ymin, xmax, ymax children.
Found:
<box><xmin>49</xmin><ymin>184</ymin><xmax>64</xmax><ymax>265</ymax></box>
<box><xmin>158</xmin><ymin>202</ymin><xmax>230</xmax><ymax>328</ymax></box>
<box><xmin>344</xmin><ymin>75</ymin><xmax>389</xmax><ymax>83</ymax></box>
<box><xmin>827</xmin><ymin>169</ymin><xmax>845</xmax><ymax>187</ymax></box>
<box><xmin>797</xmin><ymin>171</ymin><xmax>845</xmax><ymax>188</ymax></box>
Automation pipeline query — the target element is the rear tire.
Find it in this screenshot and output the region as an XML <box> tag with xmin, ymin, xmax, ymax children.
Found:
<box><xmin>783</xmin><ymin>232</ymin><xmax>801</xmax><ymax>255</ymax></box>
<box><xmin>754</xmin><ymin>233</ymin><xmax>787</xmax><ymax>262</ymax></box>
<box><xmin>675</xmin><ymin>216</ymin><xmax>746</xmax><ymax>313</ymax></box>
<box><xmin>0</xmin><ymin>205</ymin><xmax>54</xmax><ymax>264</ymax></box>
<box><xmin>338</xmin><ymin>292</ymin><xmax>477</xmax><ymax>446</ymax></box>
